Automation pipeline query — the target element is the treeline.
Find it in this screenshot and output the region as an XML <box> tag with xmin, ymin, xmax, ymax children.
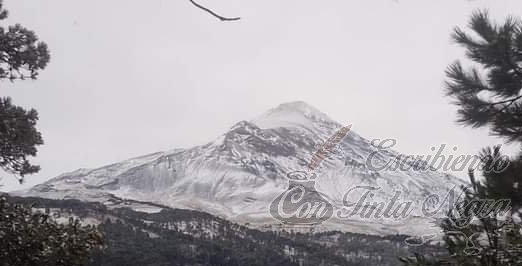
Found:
<box><xmin>7</xmin><ymin>195</ymin><xmax>445</xmax><ymax>266</ymax></box>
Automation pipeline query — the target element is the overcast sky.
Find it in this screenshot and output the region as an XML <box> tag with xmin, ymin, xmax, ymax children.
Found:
<box><xmin>2</xmin><ymin>0</ymin><xmax>521</xmax><ymax>191</ymax></box>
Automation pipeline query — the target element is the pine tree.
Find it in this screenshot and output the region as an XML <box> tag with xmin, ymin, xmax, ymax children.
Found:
<box><xmin>0</xmin><ymin>98</ymin><xmax>43</xmax><ymax>180</ymax></box>
<box><xmin>0</xmin><ymin>2</ymin><xmax>103</xmax><ymax>264</ymax></box>
<box><xmin>402</xmin><ymin>10</ymin><xmax>522</xmax><ymax>266</ymax></box>
<box><xmin>0</xmin><ymin>197</ymin><xmax>103</xmax><ymax>266</ymax></box>
<box><xmin>445</xmin><ymin>11</ymin><xmax>522</xmax><ymax>143</ymax></box>
<box><xmin>0</xmin><ymin>0</ymin><xmax>49</xmax><ymax>182</ymax></box>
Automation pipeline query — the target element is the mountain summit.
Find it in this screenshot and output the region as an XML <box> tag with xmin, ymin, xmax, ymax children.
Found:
<box><xmin>22</xmin><ymin>102</ymin><xmax>464</xmax><ymax>236</ymax></box>
<box><xmin>252</xmin><ymin>101</ymin><xmax>335</xmax><ymax>130</ymax></box>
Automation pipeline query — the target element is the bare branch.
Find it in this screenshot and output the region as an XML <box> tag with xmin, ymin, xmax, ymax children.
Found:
<box><xmin>189</xmin><ymin>0</ymin><xmax>240</xmax><ymax>21</ymax></box>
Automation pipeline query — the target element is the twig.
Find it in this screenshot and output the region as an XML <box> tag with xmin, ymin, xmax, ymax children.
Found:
<box><xmin>480</xmin><ymin>94</ymin><xmax>522</xmax><ymax>107</ymax></box>
<box><xmin>189</xmin><ymin>0</ymin><xmax>240</xmax><ymax>21</ymax></box>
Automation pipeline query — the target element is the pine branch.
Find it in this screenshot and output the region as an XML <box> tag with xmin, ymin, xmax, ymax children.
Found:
<box><xmin>189</xmin><ymin>0</ymin><xmax>240</xmax><ymax>21</ymax></box>
<box><xmin>483</xmin><ymin>95</ymin><xmax>522</xmax><ymax>107</ymax></box>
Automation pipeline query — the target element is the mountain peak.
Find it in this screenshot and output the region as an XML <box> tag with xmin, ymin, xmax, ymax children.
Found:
<box><xmin>22</xmin><ymin>100</ymin><xmax>465</xmax><ymax>237</ymax></box>
<box><xmin>273</xmin><ymin>101</ymin><xmax>326</xmax><ymax>115</ymax></box>
<box><xmin>275</xmin><ymin>100</ymin><xmax>317</xmax><ymax>110</ymax></box>
<box><xmin>252</xmin><ymin>101</ymin><xmax>336</xmax><ymax>129</ymax></box>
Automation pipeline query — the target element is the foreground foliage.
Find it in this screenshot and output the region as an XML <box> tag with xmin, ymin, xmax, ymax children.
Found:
<box><xmin>0</xmin><ymin>197</ymin><xmax>103</xmax><ymax>266</ymax></box>
<box><xmin>0</xmin><ymin>0</ymin><xmax>50</xmax><ymax>182</ymax></box>
<box><xmin>402</xmin><ymin>10</ymin><xmax>522</xmax><ymax>266</ymax></box>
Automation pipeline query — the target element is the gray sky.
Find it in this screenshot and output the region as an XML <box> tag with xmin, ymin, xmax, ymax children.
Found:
<box><xmin>2</xmin><ymin>0</ymin><xmax>521</xmax><ymax>191</ymax></box>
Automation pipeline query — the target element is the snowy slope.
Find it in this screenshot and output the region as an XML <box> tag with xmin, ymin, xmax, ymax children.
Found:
<box><xmin>21</xmin><ymin>101</ymin><xmax>466</xmax><ymax>236</ymax></box>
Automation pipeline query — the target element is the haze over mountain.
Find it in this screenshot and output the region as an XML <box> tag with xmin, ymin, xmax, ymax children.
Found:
<box><xmin>20</xmin><ymin>101</ymin><xmax>465</xmax><ymax>236</ymax></box>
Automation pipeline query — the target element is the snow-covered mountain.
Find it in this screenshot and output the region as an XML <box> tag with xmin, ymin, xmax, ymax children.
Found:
<box><xmin>21</xmin><ymin>101</ymin><xmax>465</xmax><ymax>236</ymax></box>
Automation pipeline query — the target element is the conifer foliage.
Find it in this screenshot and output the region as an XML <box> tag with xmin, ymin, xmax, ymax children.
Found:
<box><xmin>0</xmin><ymin>2</ymin><xmax>103</xmax><ymax>265</ymax></box>
<box><xmin>445</xmin><ymin>11</ymin><xmax>522</xmax><ymax>143</ymax></box>
<box><xmin>402</xmin><ymin>10</ymin><xmax>522</xmax><ymax>266</ymax></box>
<box><xmin>0</xmin><ymin>0</ymin><xmax>49</xmax><ymax>182</ymax></box>
<box><xmin>0</xmin><ymin>197</ymin><xmax>103</xmax><ymax>266</ymax></box>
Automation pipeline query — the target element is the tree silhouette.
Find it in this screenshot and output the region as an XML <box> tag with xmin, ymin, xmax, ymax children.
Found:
<box><xmin>402</xmin><ymin>10</ymin><xmax>522</xmax><ymax>266</ymax></box>
<box><xmin>0</xmin><ymin>0</ymin><xmax>49</xmax><ymax>182</ymax></box>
